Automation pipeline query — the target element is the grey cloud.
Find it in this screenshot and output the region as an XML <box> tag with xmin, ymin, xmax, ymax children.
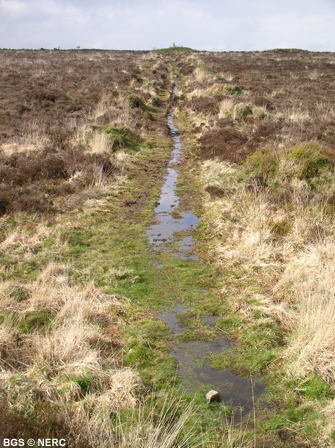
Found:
<box><xmin>0</xmin><ymin>0</ymin><xmax>334</xmax><ymax>50</ymax></box>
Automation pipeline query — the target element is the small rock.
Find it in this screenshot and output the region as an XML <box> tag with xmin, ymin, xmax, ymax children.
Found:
<box><xmin>205</xmin><ymin>390</ymin><xmax>220</xmax><ymax>404</ymax></box>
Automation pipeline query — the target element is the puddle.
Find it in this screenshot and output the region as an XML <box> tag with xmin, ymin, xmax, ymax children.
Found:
<box><xmin>148</xmin><ymin>81</ymin><xmax>266</xmax><ymax>414</ymax></box>
<box><xmin>158</xmin><ymin>305</ymin><xmax>265</xmax><ymax>414</ymax></box>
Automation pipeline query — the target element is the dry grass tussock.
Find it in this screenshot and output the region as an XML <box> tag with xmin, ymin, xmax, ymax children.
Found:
<box><xmin>0</xmin><ymin>262</ymin><xmax>146</xmax><ymax>441</ymax></box>
<box><xmin>192</xmin><ymin>67</ymin><xmax>209</xmax><ymax>83</ymax></box>
<box><xmin>218</xmin><ymin>99</ymin><xmax>234</xmax><ymax>118</ymax></box>
<box><xmin>88</xmin><ymin>94</ymin><xmax>136</xmax><ymax>129</ymax></box>
<box><xmin>200</xmin><ymin>146</ymin><xmax>335</xmax><ymax>385</ymax></box>
<box><xmin>109</xmin><ymin>396</ymin><xmax>198</xmax><ymax>448</ymax></box>
<box><xmin>278</xmin><ymin>243</ymin><xmax>335</xmax><ymax>384</ymax></box>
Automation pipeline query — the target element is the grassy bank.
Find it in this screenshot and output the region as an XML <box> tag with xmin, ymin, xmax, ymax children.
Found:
<box><xmin>171</xmin><ymin>49</ymin><xmax>335</xmax><ymax>446</ymax></box>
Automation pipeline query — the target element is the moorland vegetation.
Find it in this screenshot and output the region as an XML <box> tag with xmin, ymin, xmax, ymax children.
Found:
<box><xmin>1</xmin><ymin>47</ymin><xmax>335</xmax><ymax>447</ymax></box>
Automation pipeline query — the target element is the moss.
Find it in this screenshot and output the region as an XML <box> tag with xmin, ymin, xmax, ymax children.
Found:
<box><xmin>230</xmin><ymin>85</ymin><xmax>243</xmax><ymax>95</ymax></box>
<box><xmin>170</xmin><ymin>210</ymin><xmax>183</xmax><ymax>219</ymax></box>
<box><xmin>229</xmin><ymin>103</ymin><xmax>253</xmax><ymax>119</ymax></box>
<box><xmin>124</xmin><ymin>320</ymin><xmax>176</xmax><ymax>388</ymax></box>
<box><xmin>209</xmin><ymin>84</ymin><xmax>243</xmax><ymax>96</ymax></box>
<box><xmin>70</xmin><ymin>374</ymin><xmax>92</xmax><ymax>395</ymax></box>
<box><xmin>101</xmin><ymin>125</ymin><xmax>143</xmax><ymax>152</ymax></box>
<box><xmin>200</xmin><ymin>65</ymin><xmax>216</xmax><ymax>73</ymax></box>
<box><xmin>298</xmin><ymin>374</ymin><xmax>334</xmax><ymax>400</ymax></box>
<box><xmin>245</xmin><ymin>143</ymin><xmax>331</xmax><ymax>185</ymax></box>
<box><xmin>128</xmin><ymin>94</ymin><xmax>156</xmax><ymax>113</ymax></box>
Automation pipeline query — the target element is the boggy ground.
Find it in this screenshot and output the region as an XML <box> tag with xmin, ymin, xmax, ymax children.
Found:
<box><xmin>1</xmin><ymin>48</ymin><xmax>335</xmax><ymax>447</ymax></box>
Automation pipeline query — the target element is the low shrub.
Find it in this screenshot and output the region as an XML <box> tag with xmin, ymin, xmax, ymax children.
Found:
<box><xmin>244</xmin><ymin>148</ymin><xmax>278</xmax><ymax>178</ymax></box>
<box><xmin>286</xmin><ymin>143</ymin><xmax>330</xmax><ymax>180</ymax></box>
<box><xmin>245</xmin><ymin>143</ymin><xmax>330</xmax><ymax>182</ymax></box>
<box><xmin>229</xmin><ymin>103</ymin><xmax>253</xmax><ymax>119</ymax></box>
<box><xmin>7</xmin><ymin>196</ymin><xmax>54</xmax><ymax>213</ymax></box>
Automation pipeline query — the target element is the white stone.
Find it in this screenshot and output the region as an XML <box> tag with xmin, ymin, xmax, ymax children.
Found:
<box><xmin>205</xmin><ymin>390</ymin><xmax>220</xmax><ymax>403</ymax></box>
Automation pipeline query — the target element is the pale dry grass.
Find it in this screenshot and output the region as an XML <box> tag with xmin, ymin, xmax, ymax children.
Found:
<box><xmin>193</xmin><ymin>67</ymin><xmax>207</xmax><ymax>83</ymax></box>
<box><xmin>0</xmin><ymin>262</ymin><xmax>147</xmax><ymax>443</ymax></box>
<box><xmin>218</xmin><ymin>99</ymin><xmax>234</xmax><ymax>118</ymax></box>
<box><xmin>309</xmin><ymin>70</ymin><xmax>322</xmax><ymax>80</ymax></box>
<box><xmin>200</xmin><ymin>158</ymin><xmax>335</xmax><ymax>389</ymax></box>
<box><xmin>0</xmin><ymin>119</ymin><xmax>51</xmax><ymax>156</ymax></box>
<box><xmin>220</xmin><ymin>72</ymin><xmax>234</xmax><ymax>82</ymax></box>
<box><xmin>316</xmin><ymin>101</ymin><xmax>335</xmax><ymax>121</ymax></box>
<box><xmin>90</xmin><ymin>132</ymin><xmax>111</xmax><ymax>155</ymax></box>
<box><xmin>278</xmin><ymin>243</ymin><xmax>335</xmax><ymax>385</ymax></box>
<box><xmin>185</xmin><ymin>88</ymin><xmax>206</xmax><ymax>99</ymax></box>
<box><xmin>252</xmin><ymin>106</ymin><xmax>267</xmax><ymax>119</ymax></box>
<box><xmin>288</xmin><ymin>108</ymin><xmax>311</xmax><ymax>122</ymax></box>
<box><xmin>112</xmin><ymin>150</ymin><xmax>133</xmax><ymax>173</ymax></box>
<box><xmin>67</xmin><ymin>391</ymin><xmax>199</xmax><ymax>448</ymax></box>
<box><xmin>88</xmin><ymin>94</ymin><xmax>135</xmax><ymax>129</ymax></box>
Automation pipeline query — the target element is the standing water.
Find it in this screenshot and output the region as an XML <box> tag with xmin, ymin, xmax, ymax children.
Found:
<box><xmin>147</xmin><ymin>81</ymin><xmax>265</xmax><ymax>414</ymax></box>
<box><xmin>147</xmin><ymin>82</ymin><xmax>199</xmax><ymax>259</ymax></box>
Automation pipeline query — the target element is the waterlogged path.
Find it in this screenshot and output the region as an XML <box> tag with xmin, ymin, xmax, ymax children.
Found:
<box><xmin>147</xmin><ymin>81</ymin><xmax>265</xmax><ymax>414</ymax></box>
<box><xmin>147</xmin><ymin>82</ymin><xmax>199</xmax><ymax>259</ymax></box>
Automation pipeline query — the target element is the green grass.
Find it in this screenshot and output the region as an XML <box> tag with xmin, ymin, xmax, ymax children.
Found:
<box><xmin>101</xmin><ymin>124</ymin><xmax>144</xmax><ymax>152</ymax></box>
<box><xmin>19</xmin><ymin>311</ymin><xmax>55</xmax><ymax>334</ymax></box>
<box><xmin>124</xmin><ymin>319</ymin><xmax>176</xmax><ymax>388</ymax></box>
<box><xmin>157</xmin><ymin>46</ymin><xmax>197</xmax><ymax>54</ymax></box>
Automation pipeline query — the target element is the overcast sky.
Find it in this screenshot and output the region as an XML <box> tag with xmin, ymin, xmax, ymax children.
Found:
<box><xmin>0</xmin><ymin>0</ymin><xmax>335</xmax><ymax>51</ymax></box>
